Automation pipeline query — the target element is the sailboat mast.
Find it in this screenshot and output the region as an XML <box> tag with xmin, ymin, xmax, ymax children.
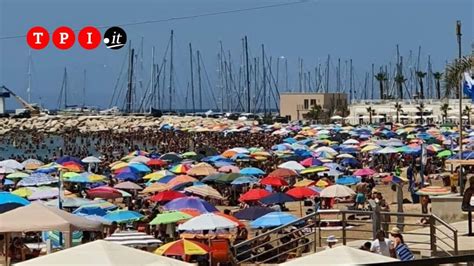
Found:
<box><xmin>169</xmin><ymin>30</ymin><xmax>174</xmax><ymax>112</ymax></box>
<box><xmin>27</xmin><ymin>50</ymin><xmax>32</xmax><ymax>103</ymax></box>
<box><xmin>83</xmin><ymin>69</ymin><xmax>86</xmax><ymax>108</ymax></box>
<box><xmin>197</xmin><ymin>50</ymin><xmax>202</xmax><ymax>111</ymax></box>
<box><xmin>349</xmin><ymin>59</ymin><xmax>353</xmax><ymax>103</ymax></box>
<box><xmin>371</xmin><ymin>63</ymin><xmax>375</xmax><ymax>99</ymax></box>
<box><xmin>189</xmin><ymin>43</ymin><xmax>195</xmax><ymax>114</ymax></box>
<box><xmin>126</xmin><ymin>49</ymin><xmax>135</xmax><ymax>113</ymax></box>
<box><xmin>325</xmin><ymin>55</ymin><xmax>330</xmax><ymax>93</ymax></box>
<box><xmin>244</xmin><ymin>36</ymin><xmax>251</xmax><ymax>113</ymax></box>
<box><xmin>262</xmin><ymin>44</ymin><xmax>266</xmax><ymax>116</ymax></box>
<box><xmin>151</xmin><ymin>46</ymin><xmax>155</xmax><ymax>109</ymax></box>
<box><xmin>64</xmin><ymin>67</ymin><xmax>68</xmax><ymax>109</ymax></box>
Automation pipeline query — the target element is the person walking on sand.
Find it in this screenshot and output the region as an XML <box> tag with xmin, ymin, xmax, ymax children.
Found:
<box><xmin>370</xmin><ymin>230</ymin><xmax>393</xmax><ymax>257</ymax></box>
<box><xmin>389</xmin><ymin>227</ymin><xmax>414</xmax><ymax>261</ymax></box>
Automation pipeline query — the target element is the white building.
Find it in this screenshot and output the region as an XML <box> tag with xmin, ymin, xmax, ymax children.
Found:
<box><xmin>347</xmin><ymin>99</ymin><xmax>473</xmax><ymax>125</ymax></box>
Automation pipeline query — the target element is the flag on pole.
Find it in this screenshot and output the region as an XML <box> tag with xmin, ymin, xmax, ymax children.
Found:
<box><xmin>463</xmin><ymin>72</ymin><xmax>474</xmax><ymax>101</ymax></box>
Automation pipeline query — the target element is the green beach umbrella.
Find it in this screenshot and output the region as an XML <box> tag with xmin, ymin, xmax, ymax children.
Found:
<box><xmin>437</xmin><ymin>150</ymin><xmax>454</xmax><ymax>158</ymax></box>
<box><xmin>6</xmin><ymin>172</ymin><xmax>29</xmax><ymax>179</ymax></box>
<box><xmin>149</xmin><ymin>211</ymin><xmax>192</xmax><ymax>225</ymax></box>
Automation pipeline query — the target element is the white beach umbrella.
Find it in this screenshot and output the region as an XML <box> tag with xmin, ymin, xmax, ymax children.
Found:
<box><xmin>314</xmin><ymin>146</ymin><xmax>338</xmax><ymax>155</ymax></box>
<box><xmin>0</xmin><ymin>159</ymin><xmax>24</xmax><ymax>170</ymax></box>
<box><xmin>82</xmin><ymin>156</ymin><xmax>102</xmax><ymax>163</ymax></box>
<box><xmin>178</xmin><ymin>213</ymin><xmax>238</xmax><ymax>231</ymax></box>
<box><xmin>320</xmin><ymin>184</ymin><xmax>355</xmax><ymax>198</ymax></box>
<box><xmin>0</xmin><ymin>166</ymin><xmax>15</xmax><ymax>174</ymax></box>
<box><xmin>129</xmin><ymin>156</ymin><xmax>151</xmax><ymax>164</ymax></box>
<box><xmin>336</xmin><ymin>153</ymin><xmax>354</xmax><ymax>159</ymax></box>
<box><xmin>278</xmin><ymin>161</ymin><xmax>306</xmax><ymax>171</ymax></box>
<box><xmin>342</xmin><ymin>139</ymin><xmax>359</xmax><ymax>145</ymax></box>
<box><xmin>374</xmin><ymin>147</ymin><xmax>399</xmax><ymax>154</ymax></box>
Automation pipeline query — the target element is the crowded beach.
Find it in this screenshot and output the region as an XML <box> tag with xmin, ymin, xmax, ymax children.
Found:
<box><xmin>0</xmin><ymin>116</ymin><xmax>473</xmax><ymax>265</ymax></box>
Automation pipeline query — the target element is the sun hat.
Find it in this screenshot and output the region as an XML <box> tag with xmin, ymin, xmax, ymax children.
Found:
<box><xmin>372</xmin><ymin>188</ymin><xmax>380</xmax><ymax>194</ymax></box>
<box><xmin>326</xmin><ymin>235</ymin><xmax>338</xmax><ymax>243</ymax></box>
<box><xmin>390</xmin><ymin>227</ymin><xmax>401</xmax><ymax>235</ymax></box>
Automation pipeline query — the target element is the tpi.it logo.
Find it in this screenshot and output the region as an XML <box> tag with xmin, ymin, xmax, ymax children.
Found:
<box><xmin>26</xmin><ymin>26</ymin><xmax>127</xmax><ymax>50</ymax></box>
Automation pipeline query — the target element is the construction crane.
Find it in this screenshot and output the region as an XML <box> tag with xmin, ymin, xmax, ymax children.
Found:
<box><xmin>0</xmin><ymin>85</ymin><xmax>41</xmax><ymax>116</ymax></box>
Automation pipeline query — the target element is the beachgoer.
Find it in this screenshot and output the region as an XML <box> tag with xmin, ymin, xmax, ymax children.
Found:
<box><xmin>389</xmin><ymin>227</ymin><xmax>414</xmax><ymax>261</ymax></box>
<box><xmin>370</xmin><ymin>230</ymin><xmax>393</xmax><ymax>257</ymax></box>
<box><xmin>325</xmin><ymin>235</ymin><xmax>338</xmax><ymax>249</ymax></box>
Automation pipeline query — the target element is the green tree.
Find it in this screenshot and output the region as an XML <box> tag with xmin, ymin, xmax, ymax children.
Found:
<box><xmin>440</xmin><ymin>103</ymin><xmax>450</xmax><ymax>123</ymax></box>
<box><xmin>433</xmin><ymin>72</ymin><xmax>443</xmax><ymax>99</ymax></box>
<box><xmin>374</xmin><ymin>72</ymin><xmax>387</xmax><ymax>100</ymax></box>
<box><xmin>464</xmin><ymin>105</ymin><xmax>472</xmax><ymax>125</ymax></box>
<box><xmin>304</xmin><ymin>104</ymin><xmax>323</xmax><ymax>122</ymax></box>
<box><xmin>445</xmin><ymin>56</ymin><xmax>473</xmax><ymax>98</ymax></box>
<box><xmin>394</xmin><ymin>74</ymin><xmax>406</xmax><ymax>100</ymax></box>
<box><xmin>366</xmin><ymin>106</ymin><xmax>375</xmax><ymax>124</ymax></box>
<box><xmin>394</xmin><ymin>102</ymin><xmax>403</xmax><ymax>123</ymax></box>
<box><xmin>416</xmin><ymin>71</ymin><xmax>427</xmax><ymax>99</ymax></box>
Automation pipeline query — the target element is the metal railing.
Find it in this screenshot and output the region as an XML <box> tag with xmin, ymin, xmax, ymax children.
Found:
<box><xmin>232</xmin><ymin>209</ymin><xmax>458</xmax><ymax>264</ymax></box>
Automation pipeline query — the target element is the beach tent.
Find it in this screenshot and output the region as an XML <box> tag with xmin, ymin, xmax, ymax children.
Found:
<box><xmin>0</xmin><ymin>202</ymin><xmax>102</xmax><ymax>247</ymax></box>
<box><xmin>279</xmin><ymin>245</ymin><xmax>398</xmax><ymax>265</ymax></box>
<box><xmin>16</xmin><ymin>240</ymin><xmax>192</xmax><ymax>266</ymax></box>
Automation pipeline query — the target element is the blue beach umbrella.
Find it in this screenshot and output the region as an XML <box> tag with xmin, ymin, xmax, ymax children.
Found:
<box><xmin>0</xmin><ymin>192</ymin><xmax>30</xmax><ymax>213</ymax></box>
<box><xmin>128</xmin><ymin>163</ymin><xmax>151</xmax><ymax>173</ymax></box>
<box><xmin>116</xmin><ymin>172</ymin><xmax>140</xmax><ymax>182</ymax></box>
<box><xmin>73</xmin><ymin>206</ymin><xmax>107</xmax><ymax>216</ymax></box>
<box><xmin>231</xmin><ymin>175</ymin><xmax>259</xmax><ymax>185</ymax></box>
<box><xmin>336</xmin><ymin>176</ymin><xmax>361</xmax><ymax>186</ymax></box>
<box><xmin>164</xmin><ymin>196</ymin><xmax>218</xmax><ymax>213</ymax></box>
<box><xmin>234</xmin><ymin>206</ymin><xmax>274</xmax><ymax>220</ymax></box>
<box><xmin>240</xmin><ymin>167</ymin><xmax>265</xmax><ymax>176</ymax></box>
<box><xmin>104</xmin><ymin>210</ymin><xmax>144</xmax><ymax>223</ymax></box>
<box><xmin>250</xmin><ymin>212</ymin><xmax>298</xmax><ymax>228</ymax></box>
<box><xmin>260</xmin><ymin>193</ymin><xmax>296</xmax><ymax>205</ymax></box>
<box><xmin>17</xmin><ymin>173</ymin><xmax>58</xmax><ymax>187</ymax></box>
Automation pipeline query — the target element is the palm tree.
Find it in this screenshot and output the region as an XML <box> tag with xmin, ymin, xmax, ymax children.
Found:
<box><xmin>440</xmin><ymin>103</ymin><xmax>449</xmax><ymax>123</ymax></box>
<box><xmin>374</xmin><ymin>72</ymin><xmax>387</xmax><ymax>100</ymax></box>
<box><xmin>445</xmin><ymin>56</ymin><xmax>474</xmax><ymax>98</ymax></box>
<box><xmin>394</xmin><ymin>74</ymin><xmax>406</xmax><ymax>100</ymax></box>
<box><xmin>416</xmin><ymin>102</ymin><xmax>425</xmax><ymax>124</ymax></box>
<box><xmin>394</xmin><ymin>102</ymin><xmax>403</xmax><ymax>123</ymax></box>
<box><xmin>416</xmin><ymin>71</ymin><xmax>427</xmax><ymax>99</ymax></box>
<box><xmin>464</xmin><ymin>105</ymin><xmax>472</xmax><ymax>125</ymax></box>
<box><xmin>366</xmin><ymin>106</ymin><xmax>375</xmax><ymax>124</ymax></box>
<box><xmin>433</xmin><ymin>72</ymin><xmax>443</xmax><ymax>99</ymax></box>
<box><xmin>304</xmin><ymin>104</ymin><xmax>323</xmax><ymax>122</ymax></box>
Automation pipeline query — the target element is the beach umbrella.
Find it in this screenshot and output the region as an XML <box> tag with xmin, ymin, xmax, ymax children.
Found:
<box><xmin>353</xmin><ymin>168</ymin><xmax>376</xmax><ymax>176</ymax></box>
<box><xmin>268</xmin><ymin>168</ymin><xmax>297</xmax><ymax>178</ymax></box>
<box><xmin>201</xmin><ymin>173</ymin><xmax>225</xmax><ymax>183</ymax></box>
<box><xmin>28</xmin><ymin>187</ymin><xmax>59</xmax><ymax>200</ymax></box>
<box><xmin>231</xmin><ymin>175</ymin><xmax>259</xmax><ymax>185</ymax></box>
<box><xmin>300</xmin><ymin>166</ymin><xmax>328</xmax><ymax>175</ymax></box>
<box><xmin>169</xmin><ymin>164</ymin><xmax>191</xmax><ymax>174</ymax></box>
<box><xmin>314</xmin><ymin>146</ymin><xmax>338</xmax><ymax>155</ymax></box>
<box><xmin>184</xmin><ymin>185</ymin><xmax>225</xmax><ymax>200</ymax></box>
<box><xmin>115</xmin><ymin>172</ymin><xmax>140</xmax><ymax>182</ymax></box>
<box><xmin>0</xmin><ymin>159</ymin><xmax>23</xmax><ymax>170</ymax></box>
<box><xmin>47</xmin><ymin>198</ymin><xmax>97</xmax><ymax>208</ymax></box>
<box><xmin>177</xmin><ymin>213</ymin><xmax>238</xmax><ymax>231</ymax></box>
<box><xmin>81</xmin><ymin>156</ymin><xmax>101</xmax><ymax>163</ymax></box>
<box><xmin>11</xmin><ymin>187</ymin><xmax>34</xmax><ymax>198</ymax></box>
<box><xmin>128</xmin><ymin>150</ymin><xmax>149</xmax><ymax>157</ymax></box>
<box><xmin>141</xmin><ymin>183</ymin><xmax>170</xmax><ymax>194</ymax></box>
<box><xmin>239</xmin><ymin>188</ymin><xmax>271</xmax><ymax>202</ymax></box>
<box><xmin>320</xmin><ymin>184</ymin><xmax>356</xmax><ymax>198</ymax></box>
<box><xmin>336</xmin><ymin>176</ymin><xmax>361</xmax><ymax>186</ymax></box>
<box><xmin>61</xmin><ymin>161</ymin><xmax>84</xmax><ymax>172</ymax></box>
<box><xmin>150</xmin><ymin>190</ymin><xmax>186</xmax><ymax>202</ymax></box>
<box><xmin>240</xmin><ymin>167</ymin><xmax>265</xmax><ymax>175</ymax></box>
<box><xmin>149</xmin><ymin>211</ymin><xmax>193</xmax><ymax>225</ymax></box>
<box><xmin>286</xmin><ymin>187</ymin><xmax>318</xmax><ymax>199</ymax></box>
<box><xmin>294</xmin><ymin>178</ymin><xmax>315</xmax><ymax>187</ymax></box>
<box><xmin>144</xmin><ymin>170</ymin><xmax>174</xmax><ymax>180</ymax></box>
<box><xmin>260</xmin><ymin>192</ymin><xmax>295</xmax><ymax>205</ymax></box>
<box><xmin>104</xmin><ymin>210</ymin><xmax>144</xmax><ymax>223</ymax></box>
<box><xmin>214</xmin><ymin>173</ymin><xmax>242</xmax><ymax>183</ymax></box>
<box><xmin>340</xmin><ymin>158</ymin><xmax>360</xmax><ymax>167</ymax></box>
<box><xmin>278</xmin><ymin>161</ymin><xmax>306</xmax><ymax>171</ymax></box>
<box><xmin>186</xmin><ymin>164</ymin><xmax>217</xmax><ymax>176</ymax></box>
<box><xmin>250</xmin><ymin>212</ymin><xmax>298</xmax><ymax>228</ymax></box>
<box><xmin>234</xmin><ymin>206</ymin><xmax>273</xmax><ymax>220</ymax></box>
<box><xmin>127</xmin><ymin>163</ymin><xmax>151</xmax><ymax>173</ymax></box>
<box><xmin>155</xmin><ymin>239</ymin><xmax>210</xmax><ymax>256</ymax></box>
<box><xmin>128</xmin><ymin>156</ymin><xmax>151</xmax><ymax>164</ymax></box>
<box><xmin>160</xmin><ymin>153</ymin><xmax>182</xmax><ymax>164</ymax></box>
<box><xmin>6</xmin><ymin>172</ymin><xmax>29</xmax><ymax>179</ymax></box>
<box><xmin>230</xmin><ymin>147</ymin><xmax>250</xmax><ymax>154</ymax></box>
<box><xmin>300</xmin><ymin>158</ymin><xmax>323</xmax><ymax>167</ymax></box>
<box><xmin>218</xmin><ymin>165</ymin><xmax>240</xmax><ymax>173</ymax></box>
<box><xmin>361</xmin><ymin>145</ymin><xmax>381</xmax><ymax>153</ymax></box>
<box><xmin>17</xmin><ymin>173</ymin><xmax>58</xmax><ymax>187</ymax></box>
<box><xmin>437</xmin><ymin>150</ymin><xmax>454</xmax><ymax>158</ymax></box>
<box><xmin>342</xmin><ymin>139</ymin><xmax>359</xmax><ymax>145</ymax></box>
<box><xmin>164</xmin><ymin>196</ymin><xmax>218</xmax><ymax>213</ymax></box>
<box><xmin>259</xmin><ymin>176</ymin><xmax>288</xmax><ymax>187</ymax></box>
<box><xmin>146</xmin><ymin>159</ymin><xmax>167</xmax><ymax>167</ymax></box>
<box><xmin>114</xmin><ymin>181</ymin><xmax>143</xmax><ymax>190</ymax></box>
<box><xmin>22</xmin><ymin>159</ymin><xmax>44</xmax><ymax>170</ymax></box>
<box><xmin>0</xmin><ymin>192</ymin><xmax>30</xmax><ymax>213</ymax></box>
<box><xmin>375</xmin><ymin>147</ymin><xmax>399</xmax><ymax>154</ymax></box>
<box><xmin>87</xmin><ymin>186</ymin><xmax>123</xmax><ymax>199</ymax></box>
<box><xmin>315</xmin><ymin>179</ymin><xmax>331</xmax><ymax>188</ymax></box>
<box><xmin>166</xmin><ymin>175</ymin><xmax>197</xmax><ymax>188</ymax></box>
<box><xmin>104</xmin><ymin>231</ymin><xmax>161</xmax><ymax>247</ymax></box>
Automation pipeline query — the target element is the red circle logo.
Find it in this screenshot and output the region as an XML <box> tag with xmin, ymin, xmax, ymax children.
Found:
<box><xmin>26</xmin><ymin>26</ymin><xmax>49</xmax><ymax>50</ymax></box>
<box><xmin>52</xmin><ymin>26</ymin><xmax>75</xmax><ymax>50</ymax></box>
<box><xmin>78</xmin><ymin>26</ymin><xmax>101</xmax><ymax>50</ymax></box>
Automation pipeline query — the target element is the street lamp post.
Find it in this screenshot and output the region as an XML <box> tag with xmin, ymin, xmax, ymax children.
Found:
<box><xmin>456</xmin><ymin>21</ymin><xmax>464</xmax><ymax>196</ymax></box>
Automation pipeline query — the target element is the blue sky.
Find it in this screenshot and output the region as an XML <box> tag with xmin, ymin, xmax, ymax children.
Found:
<box><xmin>0</xmin><ymin>0</ymin><xmax>472</xmax><ymax>110</ymax></box>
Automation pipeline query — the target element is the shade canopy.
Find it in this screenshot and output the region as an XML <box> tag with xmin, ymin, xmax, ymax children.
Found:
<box><xmin>0</xmin><ymin>202</ymin><xmax>102</xmax><ymax>233</ymax></box>
<box><xmin>279</xmin><ymin>245</ymin><xmax>398</xmax><ymax>265</ymax></box>
<box><xmin>178</xmin><ymin>213</ymin><xmax>238</xmax><ymax>231</ymax></box>
<box><xmin>17</xmin><ymin>240</ymin><xmax>192</xmax><ymax>266</ymax></box>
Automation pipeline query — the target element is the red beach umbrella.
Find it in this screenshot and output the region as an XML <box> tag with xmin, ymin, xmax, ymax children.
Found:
<box><xmin>86</xmin><ymin>186</ymin><xmax>122</xmax><ymax>199</ymax></box>
<box><xmin>239</xmin><ymin>188</ymin><xmax>271</xmax><ymax>202</ymax></box>
<box><xmin>150</xmin><ymin>190</ymin><xmax>186</xmax><ymax>202</ymax></box>
<box><xmin>268</xmin><ymin>168</ymin><xmax>297</xmax><ymax>178</ymax></box>
<box><xmin>259</xmin><ymin>176</ymin><xmax>288</xmax><ymax>187</ymax></box>
<box><xmin>286</xmin><ymin>187</ymin><xmax>318</xmax><ymax>199</ymax></box>
<box><xmin>146</xmin><ymin>159</ymin><xmax>167</xmax><ymax>167</ymax></box>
